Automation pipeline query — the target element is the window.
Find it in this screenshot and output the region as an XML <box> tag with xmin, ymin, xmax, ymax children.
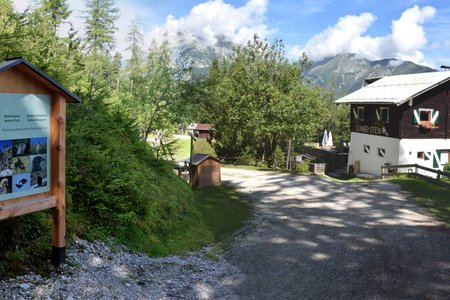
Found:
<box><xmin>417</xmin><ymin>152</ymin><xmax>424</xmax><ymax>159</ymax></box>
<box><xmin>363</xmin><ymin>145</ymin><xmax>370</xmax><ymax>153</ymax></box>
<box><xmin>352</xmin><ymin>106</ymin><xmax>365</xmax><ymax>121</ymax></box>
<box><xmin>413</xmin><ymin>108</ymin><xmax>439</xmax><ymax>126</ymax></box>
<box><xmin>440</xmin><ymin>151</ymin><xmax>449</xmax><ymax>165</ymax></box>
<box><xmin>379</xmin><ymin>107</ymin><xmax>389</xmax><ymax>123</ymax></box>
<box><xmin>357</xmin><ymin>106</ymin><xmax>364</xmax><ymax>121</ymax></box>
<box><xmin>378</xmin><ymin>148</ymin><xmax>385</xmax><ymax>157</ymax></box>
<box><xmin>419</xmin><ymin>108</ymin><xmax>432</xmax><ymax>122</ymax></box>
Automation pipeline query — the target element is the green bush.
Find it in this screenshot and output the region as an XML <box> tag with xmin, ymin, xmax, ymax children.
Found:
<box><xmin>0</xmin><ymin>103</ymin><xmax>200</xmax><ymax>276</ymax></box>
<box><xmin>444</xmin><ymin>163</ymin><xmax>450</xmax><ymax>173</ymax></box>
<box><xmin>273</xmin><ymin>146</ymin><xmax>285</xmax><ymax>169</ymax></box>
<box><xmin>296</xmin><ymin>159</ymin><xmax>310</xmax><ymax>173</ymax></box>
<box><xmin>66</xmin><ymin>104</ymin><xmax>196</xmax><ymax>248</ymax></box>
<box><xmin>256</xmin><ymin>160</ymin><xmax>268</xmax><ymax>168</ymax></box>
<box><xmin>237</xmin><ymin>146</ymin><xmax>257</xmax><ymax>165</ymax></box>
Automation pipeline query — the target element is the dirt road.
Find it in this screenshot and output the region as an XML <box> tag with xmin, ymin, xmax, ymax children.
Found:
<box><xmin>221</xmin><ymin>168</ymin><xmax>450</xmax><ymax>299</ymax></box>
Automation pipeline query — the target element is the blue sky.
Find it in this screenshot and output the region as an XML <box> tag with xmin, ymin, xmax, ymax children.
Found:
<box><xmin>13</xmin><ymin>0</ymin><xmax>450</xmax><ymax>68</ymax></box>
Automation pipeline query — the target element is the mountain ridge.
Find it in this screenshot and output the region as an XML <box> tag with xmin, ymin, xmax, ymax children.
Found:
<box><xmin>176</xmin><ymin>41</ymin><xmax>436</xmax><ymax>95</ymax></box>
<box><xmin>306</xmin><ymin>53</ymin><xmax>436</xmax><ymax>95</ymax></box>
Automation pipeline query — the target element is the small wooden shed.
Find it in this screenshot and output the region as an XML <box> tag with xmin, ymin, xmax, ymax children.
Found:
<box><xmin>189</xmin><ymin>154</ymin><xmax>221</xmax><ymax>187</ymax></box>
<box><xmin>188</xmin><ymin>123</ymin><xmax>214</xmax><ymax>140</ymax></box>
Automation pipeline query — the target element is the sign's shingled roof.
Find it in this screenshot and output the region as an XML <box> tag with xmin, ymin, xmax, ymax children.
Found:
<box><xmin>0</xmin><ymin>57</ymin><xmax>80</xmax><ymax>103</ymax></box>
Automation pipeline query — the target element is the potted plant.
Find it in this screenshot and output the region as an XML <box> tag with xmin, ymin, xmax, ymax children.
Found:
<box><xmin>419</xmin><ymin>120</ymin><xmax>434</xmax><ymax>133</ymax></box>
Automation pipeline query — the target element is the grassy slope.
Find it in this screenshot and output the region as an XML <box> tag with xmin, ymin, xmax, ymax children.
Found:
<box><xmin>192</xmin><ymin>186</ymin><xmax>251</xmax><ymax>248</ymax></box>
<box><xmin>390</xmin><ymin>177</ymin><xmax>450</xmax><ymax>225</ymax></box>
<box><xmin>173</xmin><ymin>137</ymin><xmax>216</xmax><ymax>161</ymax></box>
<box><xmin>152</xmin><ymin>185</ymin><xmax>252</xmax><ymax>255</ymax></box>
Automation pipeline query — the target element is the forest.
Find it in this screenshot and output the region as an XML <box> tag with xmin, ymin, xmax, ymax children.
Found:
<box><xmin>0</xmin><ymin>0</ymin><xmax>348</xmax><ymax>275</ymax></box>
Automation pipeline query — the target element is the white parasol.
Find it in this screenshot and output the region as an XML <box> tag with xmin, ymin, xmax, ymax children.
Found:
<box><xmin>327</xmin><ymin>131</ymin><xmax>333</xmax><ymax>147</ymax></box>
<box><xmin>321</xmin><ymin>129</ymin><xmax>328</xmax><ymax>147</ymax></box>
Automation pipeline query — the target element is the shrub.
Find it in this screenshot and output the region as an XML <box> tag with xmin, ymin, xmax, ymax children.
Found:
<box><xmin>296</xmin><ymin>159</ymin><xmax>310</xmax><ymax>173</ymax></box>
<box><xmin>444</xmin><ymin>163</ymin><xmax>450</xmax><ymax>173</ymax></box>
<box><xmin>237</xmin><ymin>146</ymin><xmax>257</xmax><ymax>165</ymax></box>
<box><xmin>273</xmin><ymin>146</ymin><xmax>285</xmax><ymax>169</ymax></box>
<box><xmin>66</xmin><ymin>104</ymin><xmax>195</xmax><ymax>245</ymax></box>
<box><xmin>0</xmin><ymin>103</ymin><xmax>199</xmax><ymax>276</ymax></box>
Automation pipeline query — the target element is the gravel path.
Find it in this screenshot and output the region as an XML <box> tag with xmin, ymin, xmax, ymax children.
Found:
<box><xmin>0</xmin><ymin>240</ymin><xmax>241</xmax><ymax>299</ymax></box>
<box><xmin>1</xmin><ymin>169</ymin><xmax>449</xmax><ymax>299</ymax></box>
<box><xmin>221</xmin><ymin>168</ymin><xmax>450</xmax><ymax>299</ymax></box>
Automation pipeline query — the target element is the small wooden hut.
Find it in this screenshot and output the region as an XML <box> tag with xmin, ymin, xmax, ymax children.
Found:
<box><xmin>188</xmin><ymin>123</ymin><xmax>214</xmax><ymax>140</ymax></box>
<box><xmin>189</xmin><ymin>154</ymin><xmax>221</xmax><ymax>187</ymax></box>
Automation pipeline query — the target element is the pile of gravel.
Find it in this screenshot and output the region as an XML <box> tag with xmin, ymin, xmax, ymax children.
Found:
<box><xmin>0</xmin><ymin>239</ymin><xmax>242</xmax><ymax>299</ymax></box>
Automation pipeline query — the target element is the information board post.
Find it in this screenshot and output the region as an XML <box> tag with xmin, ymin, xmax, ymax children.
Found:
<box><xmin>50</xmin><ymin>94</ymin><xmax>66</xmax><ymax>266</ymax></box>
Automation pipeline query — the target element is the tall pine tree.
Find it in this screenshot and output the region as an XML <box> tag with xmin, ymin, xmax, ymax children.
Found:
<box><xmin>82</xmin><ymin>0</ymin><xmax>119</xmax><ymax>103</ymax></box>
<box><xmin>83</xmin><ymin>0</ymin><xmax>119</xmax><ymax>54</ymax></box>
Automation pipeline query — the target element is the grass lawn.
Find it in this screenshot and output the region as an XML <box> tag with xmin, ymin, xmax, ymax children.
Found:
<box><xmin>153</xmin><ymin>184</ymin><xmax>252</xmax><ymax>256</ymax></box>
<box><xmin>390</xmin><ymin>176</ymin><xmax>450</xmax><ymax>226</ymax></box>
<box><xmin>192</xmin><ymin>185</ymin><xmax>251</xmax><ymax>247</ymax></box>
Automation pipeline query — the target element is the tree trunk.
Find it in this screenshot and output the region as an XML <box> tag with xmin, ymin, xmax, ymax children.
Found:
<box><xmin>264</xmin><ymin>134</ymin><xmax>278</xmax><ymax>168</ymax></box>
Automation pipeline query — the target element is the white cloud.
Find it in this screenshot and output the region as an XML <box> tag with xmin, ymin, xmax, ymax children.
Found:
<box><xmin>290</xmin><ymin>5</ymin><xmax>436</xmax><ymax>66</ymax></box>
<box><xmin>13</xmin><ymin>0</ymin><xmax>271</xmax><ymax>58</ymax></box>
<box><xmin>388</xmin><ymin>59</ymin><xmax>404</xmax><ymax>67</ymax></box>
<box><xmin>146</xmin><ymin>0</ymin><xmax>273</xmax><ymax>48</ymax></box>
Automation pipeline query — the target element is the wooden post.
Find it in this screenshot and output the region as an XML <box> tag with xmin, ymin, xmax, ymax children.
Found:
<box><xmin>50</xmin><ymin>94</ymin><xmax>66</xmax><ymax>266</ymax></box>
<box><xmin>286</xmin><ymin>138</ymin><xmax>292</xmax><ymax>170</ymax></box>
<box><xmin>188</xmin><ymin>133</ymin><xmax>196</xmax><ymax>186</ymax></box>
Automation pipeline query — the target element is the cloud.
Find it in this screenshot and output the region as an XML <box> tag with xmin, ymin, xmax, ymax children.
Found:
<box><xmin>290</xmin><ymin>5</ymin><xmax>436</xmax><ymax>65</ymax></box>
<box><xmin>388</xmin><ymin>59</ymin><xmax>404</xmax><ymax>67</ymax></box>
<box><xmin>146</xmin><ymin>0</ymin><xmax>273</xmax><ymax>48</ymax></box>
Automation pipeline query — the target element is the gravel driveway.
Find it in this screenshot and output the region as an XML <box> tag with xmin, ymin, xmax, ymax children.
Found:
<box><xmin>221</xmin><ymin>168</ymin><xmax>450</xmax><ymax>300</ymax></box>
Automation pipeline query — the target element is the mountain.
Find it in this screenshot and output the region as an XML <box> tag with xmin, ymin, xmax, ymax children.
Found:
<box><xmin>306</xmin><ymin>53</ymin><xmax>436</xmax><ymax>95</ymax></box>
<box><xmin>176</xmin><ymin>42</ymin><xmax>436</xmax><ymax>93</ymax></box>
<box><xmin>175</xmin><ymin>37</ymin><xmax>233</xmax><ymax>74</ymax></box>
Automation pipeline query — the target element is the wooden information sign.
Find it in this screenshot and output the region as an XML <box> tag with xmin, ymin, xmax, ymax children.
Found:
<box><xmin>0</xmin><ymin>58</ymin><xmax>80</xmax><ymax>266</ymax></box>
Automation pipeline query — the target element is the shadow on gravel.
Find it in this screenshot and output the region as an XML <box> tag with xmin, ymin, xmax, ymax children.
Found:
<box><xmin>221</xmin><ymin>170</ymin><xmax>450</xmax><ymax>300</ymax></box>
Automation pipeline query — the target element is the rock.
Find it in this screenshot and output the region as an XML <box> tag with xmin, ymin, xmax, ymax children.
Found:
<box><xmin>19</xmin><ymin>283</ymin><xmax>31</xmax><ymax>290</ymax></box>
<box><xmin>0</xmin><ymin>239</ymin><xmax>241</xmax><ymax>299</ymax></box>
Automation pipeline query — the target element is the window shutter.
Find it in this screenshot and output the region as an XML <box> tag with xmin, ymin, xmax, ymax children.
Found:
<box><xmin>412</xmin><ymin>109</ymin><xmax>419</xmax><ymax>125</ymax></box>
<box><xmin>352</xmin><ymin>107</ymin><xmax>358</xmax><ymax>119</ymax></box>
<box><xmin>375</xmin><ymin>108</ymin><xmax>381</xmax><ymax>121</ymax></box>
<box><xmin>433</xmin><ymin>153</ymin><xmax>439</xmax><ymax>168</ymax></box>
<box><xmin>431</xmin><ymin>110</ymin><xmax>440</xmax><ymax>125</ymax></box>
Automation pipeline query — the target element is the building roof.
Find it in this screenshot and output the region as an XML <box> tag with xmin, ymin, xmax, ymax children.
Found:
<box><xmin>0</xmin><ymin>57</ymin><xmax>80</xmax><ymax>103</ymax></box>
<box><xmin>335</xmin><ymin>71</ymin><xmax>450</xmax><ymax>106</ymax></box>
<box><xmin>186</xmin><ymin>154</ymin><xmax>220</xmax><ymax>166</ymax></box>
<box><xmin>188</xmin><ymin>123</ymin><xmax>214</xmax><ymax>131</ymax></box>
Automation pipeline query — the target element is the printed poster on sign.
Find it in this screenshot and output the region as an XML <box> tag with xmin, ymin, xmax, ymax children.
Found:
<box><xmin>0</xmin><ymin>94</ymin><xmax>50</xmax><ymax>201</ymax></box>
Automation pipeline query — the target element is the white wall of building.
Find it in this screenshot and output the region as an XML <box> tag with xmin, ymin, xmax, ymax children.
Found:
<box><xmin>399</xmin><ymin>139</ymin><xmax>450</xmax><ymax>170</ymax></box>
<box><xmin>347</xmin><ymin>132</ymin><xmax>400</xmax><ymax>176</ymax></box>
<box><xmin>348</xmin><ymin>133</ymin><xmax>450</xmax><ymax>177</ymax></box>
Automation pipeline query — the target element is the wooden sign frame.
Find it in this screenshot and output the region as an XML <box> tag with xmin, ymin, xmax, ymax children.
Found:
<box><xmin>0</xmin><ymin>58</ymin><xmax>79</xmax><ymax>266</ymax></box>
